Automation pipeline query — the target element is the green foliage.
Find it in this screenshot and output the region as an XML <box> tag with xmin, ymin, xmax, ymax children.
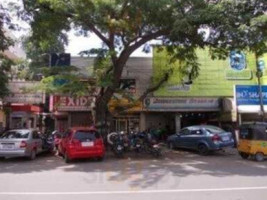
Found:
<box><xmin>0</xmin><ymin>4</ymin><xmax>16</xmax><ymax>99</ymax></box>
<box><xmin>20</xmin><ymin>0</ymin><xmax>267</xmax><ymax>108</ymax></box>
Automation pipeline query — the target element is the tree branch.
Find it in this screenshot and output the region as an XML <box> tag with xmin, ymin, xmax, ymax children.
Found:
<box><xmin>87</xmin><ymin>23</ymin><xmax>111</xmax><ymax>47</ymax></box>
<box><xmin>138</xmin><ymin>71</ymin><xmax>172</xmax><ymax>102</ymax></box>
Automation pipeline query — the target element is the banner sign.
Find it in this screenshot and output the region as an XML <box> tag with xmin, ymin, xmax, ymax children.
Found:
<box><xmin>144</xmin><ymin>97</ymin><xmax>220</xmax><ymax>111</ymax></box>
<box><xmin>4</xmin><ymin>82</ymin><xmax>45</xmax><ymax>104</ymax></box>
<box><xmin>235</xmin><ymin>85</ymin><xmax>267</xmax><ymax>106</ymax></box>
<box><xmin>153</xmin><ymin>47</ymin><xmax>263</xmax><ymax>97</ymax></box>
<box><xmin>51</xmin><ymin>96</ymin><xmax>95</xmax><ymax>111</ymax></box>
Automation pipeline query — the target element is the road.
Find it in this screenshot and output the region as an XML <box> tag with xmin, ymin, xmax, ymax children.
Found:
<box><xmin>0</xmin><ymin>149</ymin><xmax>267</xmax><ymax>200</ymax></box>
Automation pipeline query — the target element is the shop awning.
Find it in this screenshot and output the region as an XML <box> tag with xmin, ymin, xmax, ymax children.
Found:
<box><xmin>238</xmin><ymin>105</ymin><xmax>267</xmax><ymax>114</ymax></box>
<box><xmin>10</xmin><ymin>105</ymin><xmax>43</xmax><ymax>113</ymax></box>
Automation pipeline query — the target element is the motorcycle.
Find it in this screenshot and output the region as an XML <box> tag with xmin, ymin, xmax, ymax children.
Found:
<box><xmin>41</xmin><ymin>133</ymin><xmax>55</xmax><ymax>153</ymax></box>
<box><xmin>107</xmin><ymin>131</ymin><xmax>128</xmax><ymax>158</ymax></box>
<box><xmin>130</xmin><ymin>131</ymin><xmax>162</xmax><ymax>158</ymax></box>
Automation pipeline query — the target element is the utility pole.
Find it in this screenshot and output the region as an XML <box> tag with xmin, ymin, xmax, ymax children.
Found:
<box><xmin>255</xmin><ymin>53</ymin><xmax>265</xmax><ymax>122</ymax></box>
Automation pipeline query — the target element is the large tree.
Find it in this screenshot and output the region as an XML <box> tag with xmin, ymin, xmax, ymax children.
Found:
<box><xmin>0</xmin><ymin>4</ymin><xmax>15</xmax><ymax>99</ymax></box>
<box><xmin>21</xmin><ymin>0</ymin><xmax>267</xmax><ymax>126</ymax></box>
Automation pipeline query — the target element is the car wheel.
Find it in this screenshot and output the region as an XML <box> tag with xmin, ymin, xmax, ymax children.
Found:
<box><xmin>255</xmin><ymin>152</ymin><xmax>265</xmax><ymax>162</ymax></box>
<box><xmin>239</xmin><ymin>152</ymin><xmax>249</xmax><ymax>159</ymax></box>
<box><xmin>29</xmin><ymin>149</ymin><xmax>36</xmax><ymax>160</ymax></box>
<box><xmin>168</xmin><ymin>142</ymin><xmax>175</xmax><ymax>150</ymax></box>
<box><xmin>198</xmin><ymin>144</ymin><xmax>209</xmax><ymax>155</ymax></box>
<box><xmin>64</xmin><ymin>152</ymin><xmax>71</xmax><ymax>163</ymax></box>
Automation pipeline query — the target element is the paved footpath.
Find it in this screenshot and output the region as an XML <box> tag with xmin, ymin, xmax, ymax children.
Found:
<box><xmin>0</xmin><ymin>149</ymin><xmax>267</xmax><ymax>200</ymax></box>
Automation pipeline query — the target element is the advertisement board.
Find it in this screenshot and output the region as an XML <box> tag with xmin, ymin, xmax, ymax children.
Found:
<box><xmin>4</xmin><ymin>82</ymin><xmax>45</xmax><ymax>104</ymax></box>
<box><xmin>235</xmin><ymin>85</ymin><xmax>267</xmax><ymax>106</ymax></box>
<box><xmin>144</xmin><ymin>97</ymin><xmax>220</xmax><ymax>111</ymax></box>
<box><xmin>153</xmin><ymin>47</ymin><xmax>267</xmax><ymax>97</ymax></box>
<box><xmin>51</xmin><ymin>96</ymin><xmax>95</xmax><ymax>111</ymax></box>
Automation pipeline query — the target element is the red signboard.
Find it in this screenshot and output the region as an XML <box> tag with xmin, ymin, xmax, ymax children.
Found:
<box><xmin>51</xmin><ymin>96</ymin><xmax>95</xmax><ymax>111</ymax></box>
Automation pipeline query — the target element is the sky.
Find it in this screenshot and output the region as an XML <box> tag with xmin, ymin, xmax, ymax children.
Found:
<box><xmin>65</xmin><ymin>31</ymin><xmax>153</xmax><ymax>57</ymax></box>
<box><xmin>4</xmin><ymin>0</ymin><xmax>152</xmax><ymax>58</ymax></box>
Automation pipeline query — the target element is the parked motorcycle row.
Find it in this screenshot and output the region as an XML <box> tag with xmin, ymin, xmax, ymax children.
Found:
<box><xmin>107</xmin><ymin>131</ymin><xmax>163</xmax><ymax>158</ymax></box>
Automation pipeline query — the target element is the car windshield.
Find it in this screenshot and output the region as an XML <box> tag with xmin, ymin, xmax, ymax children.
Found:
<box><xmin>74</xmin><ymin>131</ymin><xmax>100</xmax><ymax>141</ymax></box>
<box><xmin>205</xmin><ymin>126</ymin><xmax>224</xmax><ymax>134</ymax></box>
<box><xmin>0</xmin><ymin>130</ymin><xmax>30</xmax><ymax>139</ymax></box>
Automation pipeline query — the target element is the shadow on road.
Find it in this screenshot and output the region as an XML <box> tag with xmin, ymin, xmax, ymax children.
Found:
<box><xmin>0</xmin><ymin>149</ymin><xmax>266</xmax><ymax>189</ymax></box>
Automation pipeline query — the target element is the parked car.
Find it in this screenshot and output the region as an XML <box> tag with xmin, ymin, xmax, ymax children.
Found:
<box><xmin>58</xmin><ymin>126</ymin><xmax>105</xmax><ymax>163</ymax></box>
<box><xmin>0</xmin><ymin>129</ymin><xmax>43</xmax><ymax>160</ymax></box>
<box><xmin>167</xmin><ymin>125</ymin><xmax>234</xmax><ymax>155</ymax></box>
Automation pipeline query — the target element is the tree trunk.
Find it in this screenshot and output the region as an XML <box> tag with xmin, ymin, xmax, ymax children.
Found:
<box><xmin>94</xmin><ymin>87</ymin><xmax>115</xmax><ymax>136</ymax></box>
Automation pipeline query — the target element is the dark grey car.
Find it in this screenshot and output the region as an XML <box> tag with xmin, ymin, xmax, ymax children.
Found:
<box><xmin>0</xmin><ymin>129</ymin><xmax>43</xmax><ymax>160</ymax></box>
<box><xmin>167</xmin><ymin>125</ymin><xmax>235</xmax><ymax>155</ymax></box>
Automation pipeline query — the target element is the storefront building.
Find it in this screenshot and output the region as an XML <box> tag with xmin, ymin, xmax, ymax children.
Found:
<box><xmin>3</xmin><ymin>81</ymin><xmax>45</xmax><ymax>130</ymax></box>
<box><xmin>107</xmin><ymin>57</ymin><xmax>153</xmax><ymax>133</ymax></box>
<box><xmin>141</xmin><ymin>47</ymin><xmax>267</xmax><ymax>133</ymax></box>
<box><xmin>50</xmin><ymin>95</ymin><xmax>95</xmax><ymax>132</ymax></box>
<box><xmin>235</xmin><ymin>85</ymin><xmax>267</xmax><ymax>123</ymax></box>
<box><xmin>60</xmin><ymin>56</ymin><xmax>153</xmax><ymax>133</ymax></box>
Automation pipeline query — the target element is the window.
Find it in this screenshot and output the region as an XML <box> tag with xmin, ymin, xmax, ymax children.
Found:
<box><xmin>119</xmin><ymin>79</ymin><xmax>136</xmax><ymax>93</ymax></box>
<box><xmin>74</xmin><ymin>131</ymin><xmax>100</xmax><ymax>142</ymax></box>
<box><xmin>191</xmin><ymin>129</ymin><xmax>203</xmax><ymax>135</ymax></box>
<box><xmin>0</xmin><ymin>130</ymin><xmax>29</xmax><ymax>139</ymax></box>
<box><xmin>205</xmin><ymin>126</ymin><xmax>224</xmax><ymax>134</ymax></box>
<box><xmin>180</xmin><ymin>128</ymin><xmax>190</xmax><ymax>135</ymax></box>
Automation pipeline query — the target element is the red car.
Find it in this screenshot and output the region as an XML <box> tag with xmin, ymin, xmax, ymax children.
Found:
<box><xmin>58</xmin><ymin>126</ymin><xmax>105</xmax><ymax>163</ymax></box>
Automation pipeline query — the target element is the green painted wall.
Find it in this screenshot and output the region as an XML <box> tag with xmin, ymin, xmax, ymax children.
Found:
<box><xmin>153</xmin><ymin>47</ymin><xmax>267</xmax><ymax>97</ymax></box>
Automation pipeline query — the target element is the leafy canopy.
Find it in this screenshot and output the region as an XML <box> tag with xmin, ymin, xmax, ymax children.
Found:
<box><xmin>21</xmin><ymin>0</ymin><xmax>267</xmax><ymax>101</ymax></box>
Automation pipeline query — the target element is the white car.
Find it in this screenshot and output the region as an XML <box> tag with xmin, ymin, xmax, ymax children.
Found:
<box><xmin>0</xmin><ymin>129</ymin><xmax>43</xmax><ymax>160</ymax></box>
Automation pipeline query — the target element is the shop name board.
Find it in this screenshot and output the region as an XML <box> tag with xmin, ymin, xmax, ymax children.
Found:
<box><xmin>4</xmin><ymin>82</ymin><xmax>45</xmax><ymax>104</ymax></box>
<box><xmin>225</xmin><ymin>69</ymin><xmax>252</xmax><ymax>80</ymax></box>
<box><xmin>52</xmin><ymin>96</ymin><xmax>95</xmax><ymax>111</ymax></box>
<box><xmin>144</xmin><ymin>97</ymin><xmax>220</xmax><ymax>111</ymax></box>
<box><xmin>235</xmin><ymin>85</ymin><xmax>267</xmax><ymax>105</ymax></box>
<box><xmin>4</xmin><ymin>94</ymin><xmax>44</xmax><ymax>104</ymax></box>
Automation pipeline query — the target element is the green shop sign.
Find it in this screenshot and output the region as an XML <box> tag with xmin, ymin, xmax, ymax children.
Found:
<box><xmin>153</xmin><ymin>47</ymin><xmax>267</xmax><ymax>97</ymax></box>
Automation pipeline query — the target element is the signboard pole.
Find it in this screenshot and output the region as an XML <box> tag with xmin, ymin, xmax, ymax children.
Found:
<box><xmin>256</xmin><ymin>53</ymin><xmax>265</xmax><ymax>121</ymax></box>
<box><xmin>257</xmin><ymin>74</ymin><xmax>265</xmax><ymax>121</ymax></box>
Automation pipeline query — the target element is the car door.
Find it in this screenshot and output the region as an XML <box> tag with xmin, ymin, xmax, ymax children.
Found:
<box><xmin>176</xmin><ymin>128</ymin><xmax>191</xmax><ymax>148</ymax></box>
<box><xmin>184</xmin><ymin>129</ymin><xmax>204</xmax><ymax>149</ymax></box>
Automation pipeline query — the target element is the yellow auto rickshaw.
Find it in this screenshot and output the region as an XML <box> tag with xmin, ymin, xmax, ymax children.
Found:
<box><xmin>238</xmin><ymin>122</ymin><xmax>267</xmax><ymax>162</ymax></box>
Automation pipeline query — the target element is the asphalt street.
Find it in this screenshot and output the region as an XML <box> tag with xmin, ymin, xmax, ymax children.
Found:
<box><xmin>0</xmin><ymin>149</ymin><xmax>267</xmax><ymax>200</ymax></box>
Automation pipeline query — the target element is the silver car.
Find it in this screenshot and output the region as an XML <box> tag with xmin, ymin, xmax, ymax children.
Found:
<box><xmin>0</xmin><ymin>129</ymin><xmax>43</xmax><ymax>160</ymax></box>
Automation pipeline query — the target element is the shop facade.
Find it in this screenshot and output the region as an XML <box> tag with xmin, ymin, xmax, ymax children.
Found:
<box><xmin>50</xmin><ymin>95</ymin><xmax>95</xmax><ymax>132</ymax></box>
<box><xmin>3</xmin><ymin>81</ymin><xmax>45</xmax><ymax>130</ymax></box>
<box><xmin>141</xmin><ymin>97</ymin><xmax>220</xmax><ymax>133</ymax></box>
<box><xmin>141</xmin><ymin>47</ymin><xmax>265</xmax><ymax>133</ymax></box>
<box><xmin>235</xmin><ymin>85</ymin><xmax>267</xmax><ymax>124</ymax></box>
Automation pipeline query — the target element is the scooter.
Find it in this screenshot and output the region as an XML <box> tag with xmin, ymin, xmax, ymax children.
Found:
<box><xmin>107</xmin><ymin>132</ymin><xmax>127</xmax><ymax>158</ymax></box>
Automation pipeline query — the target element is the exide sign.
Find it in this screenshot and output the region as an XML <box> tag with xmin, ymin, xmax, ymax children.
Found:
<box><xmin>51</xmin><ymin>96</ymin><xmax>95</xmax><ymax>111</ymax></box>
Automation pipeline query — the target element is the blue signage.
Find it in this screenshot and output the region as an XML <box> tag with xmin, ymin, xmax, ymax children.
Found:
<box><xmin>230</xmin><ymin>51</ymin><xmax>246</xmax><ymax>71</ymax></box>
<box><xmin>236</xmin><ymin>85</ymin><xmax>267</xmax><ymax>105</ymax></box>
